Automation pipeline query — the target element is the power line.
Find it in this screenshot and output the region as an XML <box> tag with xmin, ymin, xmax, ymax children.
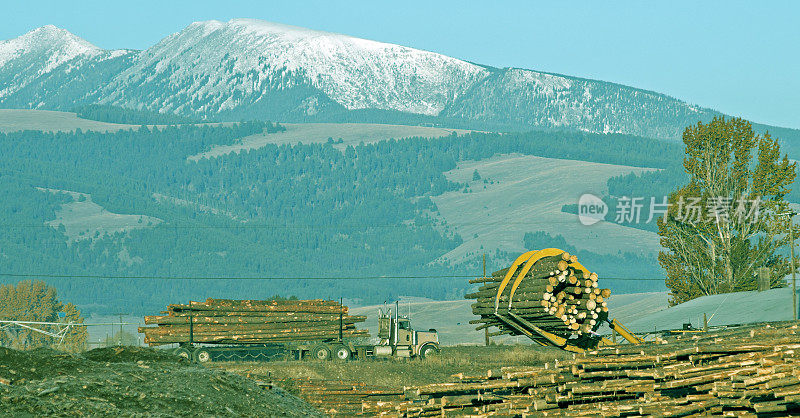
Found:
<box><xmin>0</xmin><ymin>219</ymin><xmax>652</xmax><ymax>229</ymax></box>
<box><xmin>0</xmin><ymin>273</ymin><xmax>476</xmax><ymax>280</ymax></box>
<box><xmin>0</xmin><ymin>272</ymin><xmax>667</xmax><ymax>281</ymax></box>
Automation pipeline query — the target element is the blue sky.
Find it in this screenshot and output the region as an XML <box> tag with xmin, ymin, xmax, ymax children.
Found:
<box><xmin>3</xmin><ymin>1</ymin><xmax>799</xmax><ymax>129</ymax></box>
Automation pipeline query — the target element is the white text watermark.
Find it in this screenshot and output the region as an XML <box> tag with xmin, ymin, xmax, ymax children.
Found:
<box><xmin>577</xmin><ymin>194</ymin><xmax>763</xmax><ymax>225</ymax></box>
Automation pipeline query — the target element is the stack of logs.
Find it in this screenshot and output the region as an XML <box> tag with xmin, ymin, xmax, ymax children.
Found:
<box><xmin>362</xmin><ymin>322</ymin><xmax>800</xmax><ymax>416</ymax></box>
<box><xmin>276</xmin><ymin>378</ymin><xmax>403</xmax><ymax>417</ymax></box>
<box><xmin>466</xmin><ymin>251</ymin><xmax>611</xmax><ymax>339</ymax></box>
<box><xmin>139</xmin><ymin>298</ymin><xmax>368</xmax><ymax>346</ymax></box>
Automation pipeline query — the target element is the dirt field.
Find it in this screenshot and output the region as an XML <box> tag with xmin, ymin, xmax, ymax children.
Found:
<box><xmin>0</xmin><ymin>346</ymin><xmax>320</xmax><ymax>417</ymax></box>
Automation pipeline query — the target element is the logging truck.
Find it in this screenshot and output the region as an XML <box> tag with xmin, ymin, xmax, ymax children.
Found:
<box><xmin>139</xmin><ymin>299</ymin><xmax>439</xmax><ymax>363</ymax></box>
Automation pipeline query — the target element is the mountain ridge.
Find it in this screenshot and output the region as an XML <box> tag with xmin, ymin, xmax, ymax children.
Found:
<box><xmin>0</xmin><ymin>20</ymin><xmax>796</xmax><ymax>143</ymax></box>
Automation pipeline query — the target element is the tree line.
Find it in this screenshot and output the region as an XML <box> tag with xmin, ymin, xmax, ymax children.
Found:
<box><xmin>2</xmin><ymin>120</ymin><xmax>776</xmax><ymax>313</ymax></box>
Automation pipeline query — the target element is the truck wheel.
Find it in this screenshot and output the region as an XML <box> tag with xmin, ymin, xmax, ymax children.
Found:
<box><xmin>311</xmin><ymin>344</ymin><xmax>331</xmax><ymax>361</ymax></box>
<box><xmin>193</xmin><ymin>348</ymin><xmax>212</xmax><ymax>363</ymax></box>
<box><xmin>419</xmin><ymin>344</ymin><xmax>439</xmax><ymax>359</ymax></box>
<box><xmin>174</xmin><ymin>347</ymin><xmax>192</xmax><ymax>361</ymax></box>
<box><xmin>333</xmin><ymin>345</ymin><xmax>351</xmax><ymax>360</ymax></box>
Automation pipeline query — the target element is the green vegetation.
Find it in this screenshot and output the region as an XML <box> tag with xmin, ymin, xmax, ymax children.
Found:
<box><xmin>658</xmin><ymin>117</ymin><xmax>796</xmax><ymax>305</ymax></box>
<box><xmin>0</xmin><ymin>280</ymin><xmax>87</xmax><ymax>352</ymax></box>
<box><xmin>0</xmin><ymin>121</ymin><xmax>696</xmax><ymax>314</ymax></box>
<box><xmin>564</xmin><ymin>134</ymin><xmax>800</xmax><ymax>233</ymax></box>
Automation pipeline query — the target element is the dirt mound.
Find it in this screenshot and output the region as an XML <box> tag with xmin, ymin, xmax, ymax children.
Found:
<box><xmin>82</xmin><ymin>346</ymin><xmax>182</xmax><ymax>364</ymax></box>
<box><xmin>0</xmin><ymin>347</ymin><xmax>91</xmax><ymax>382</ymax></box>
<box><xmin>0</xmin><ymin>346</ymin><xmax>321</xmax><ymax>417</ymax></box>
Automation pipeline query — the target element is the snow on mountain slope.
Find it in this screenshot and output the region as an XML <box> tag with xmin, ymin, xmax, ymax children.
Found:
<box><xmin>442</xmin><ymin>67</ymin><xmax>717</xmax><ymax>139</ymax></box>
<box><xmin>0</xmin><ymin>25</ymin><xmax>100</xmax><ymax>73</ymax></box>
<box><xmin>100</xmin><ymin>19</ymin><xmax>488</xmax><ymax>116</ymax></box>
<box><xmin>93</xmin><ymin>19</ymin><xmax>720</xmax><ymax>139</ymax></box>
<box><xmin>0</xmin><ymin>26</ymin><xmax>101</xmax><ymax>96</ymax></box>
<box><xmin>0</xmin><ymin>26</ymin><xmax>135</xmax><ymax>108</ymax></box>
<box><xmin>1</xmin><ymin>20</ymin><xmax>770</xmax><ymax>142</ymax></box>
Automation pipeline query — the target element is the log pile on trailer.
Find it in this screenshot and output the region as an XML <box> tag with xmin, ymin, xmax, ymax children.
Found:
<box><xmin>139</xmin><ymin>298</ymin><xmax>368</xmax><ymax>345</ymax></box>
<box><xmin>362</xmin><ymin>322</ymin><xmax>800</xmax><ymax>416</ymax></box>
<box><xmin>467</xmin><ymin>251</ymin><xmax>611</xmax><ymax>343</ymax></box>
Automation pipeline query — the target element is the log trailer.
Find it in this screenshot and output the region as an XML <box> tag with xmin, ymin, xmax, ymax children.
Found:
<box><xmin>139</xmin><ymin>299</ymin><xmax>439</xmax><ymax>363</ymax></box>
<box><xmin>468</xmin><ymin>249</ymin><xmax>644</xmax><ymax>353</ymax></box>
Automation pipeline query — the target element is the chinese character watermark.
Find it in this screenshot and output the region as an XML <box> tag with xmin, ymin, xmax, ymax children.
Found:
<box><xmin>575</xmin><ymin>194</ymin><xmax>763</xmax><ymax>225</ymax></box>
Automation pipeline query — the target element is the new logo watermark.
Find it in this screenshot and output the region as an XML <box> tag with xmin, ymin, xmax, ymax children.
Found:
<box><xmin>578</xmin><ymin>194</ymin><xmax>607</xmax><ymax>226</ymax></box>
<box><xmin>575</xmin><ymin>194</ymin><xmax>763</xmax><ymax>226</ymax></box>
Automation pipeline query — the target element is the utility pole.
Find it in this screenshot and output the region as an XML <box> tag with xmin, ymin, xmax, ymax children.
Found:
<box><xmin>113</xmin><ymin>312</ymin><xmax>129</xmax><ymax>345</ymax></box>
<box><xmin>792</xmin><ymin>222</ymin><xmax>797</xmax><ymax>321</ymax></box>
<box><xmin>482</xmin><ymin>253</ymin><xmax>486</xmax><ymax>279</ymax></box>
<box><xmin>482</xmin><ymin>253</ymin><xmax>490</xmax><ymax>347</ymax></box>
<box><xmin>778</xmin><ymin>212</ymin><xmax>797</xmax><ymax>321</ymax></box>
<box><xmin>339</xmin><ymin>297</ymin><xmax>343</xmax><ymax>342</ymax></box>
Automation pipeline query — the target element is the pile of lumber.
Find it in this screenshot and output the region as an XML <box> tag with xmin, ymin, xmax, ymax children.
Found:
<box><xmin>233</xmin><ymin>371</ymin><xmax>403</xmax><ymax>417</ymax></box>
<box><xmin>466</xmin><ymin>250</ymin><xmax>611</xmax><ymax>341</ymax></box>
<box><xmin>362</xmin><ymin>322</ymin><xmax>800</xmax><ymax>416</ymax></box>
<box><xmin>139</xmin><ymin>298</ymin><xmax>368</xmax><ymax>346</ymax></box>
<box><xmin>276</xmin><ymin>378</ymin><xmax>403</xmax><ymax>417</ymax></box>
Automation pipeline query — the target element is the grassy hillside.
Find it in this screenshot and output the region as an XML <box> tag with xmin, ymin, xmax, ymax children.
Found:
<box><xmin>432</xmin><ymin>154</ymin><xmax>659</xmax><ymax>265</ymax></box>
<box><xmin>0</xmin><ymin>109</ymin><xmax>138</xmax><ymax>133</ymax></box>
<box><xmin>0</xmin><ymin>118</ymin><xmax>685</xmax><ymax>314</ymax></box>
<box><xmin>0</xmin><ymin>109</ymin><xmax>237</xmax><ymax>134</ymax></box>
<box><xmin>39</xmin><ymin>188</ymin><xmax>161</xmax><ymax>242</ymax></box>
<box><xmin>189</xmin><ymin>122</ymin><xmax>473</xmax><ymax>160</ymax></box>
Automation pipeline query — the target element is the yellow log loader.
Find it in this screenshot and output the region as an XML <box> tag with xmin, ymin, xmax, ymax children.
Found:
<box><xmin>474</xmin><ymin>248</ymin><xmax>644</xmax><ymax>353</ymax></box>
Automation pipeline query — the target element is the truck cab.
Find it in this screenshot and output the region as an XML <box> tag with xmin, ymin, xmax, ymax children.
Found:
<box><xmin>377</xmin><ymin>304</ymin><xmax>439</xmax><ymax>358</ymax></box>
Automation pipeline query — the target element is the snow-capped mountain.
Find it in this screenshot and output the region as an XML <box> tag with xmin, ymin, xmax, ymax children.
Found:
<box><xmin>99</xmin><ymin>19</ymin><xmax>487</xmax><ymax>117</ymax></box>
<box><xmin>0</xmin><ymin>25</ymin><xmax>100</xmax><ymax>97</ymax></box>
<box><xmin>0</xmin><ymin>25</ymin><xmax>100</xmax><ymax>79</ymax></box>
<box><xmin>440</xmin><ymin>68</ymin><xmax>716</xmax><ymax>139</ymax></box>
<box><xmin>0</xmin><ymin>20</ymin><xmax>729</xmax><ymax>139</ymax></box>
<box><xmin>0</xmin><ymin>25</ymin><xmax>134</xmax><ymax>109</ymax></box>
